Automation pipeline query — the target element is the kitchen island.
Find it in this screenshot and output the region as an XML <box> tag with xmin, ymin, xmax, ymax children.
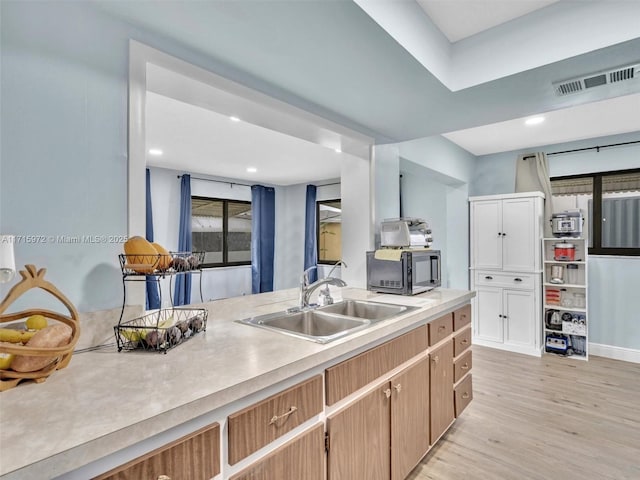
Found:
<box><xmin>0</xmin><ymin>287</ymin><xmax>474</xmax><ymax>479</ymax></box>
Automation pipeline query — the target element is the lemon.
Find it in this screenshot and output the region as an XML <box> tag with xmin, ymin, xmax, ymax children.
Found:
<box><xmin>26</xmin><ymin>315</ymin><xmax>48</xmax><ymax>330</ymax></box>
<box><xmin>0</xmin><ymin>353</ymin><xmax>15</xmax><ymax>370</ymax></box>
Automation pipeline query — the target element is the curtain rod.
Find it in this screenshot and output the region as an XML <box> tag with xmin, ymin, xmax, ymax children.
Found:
<box><xmin>177</xmin><ymin>175</ymin><xmax>252</xmax><ymax>188</ymax></box>
<box><xmin>177</xmin><ymin>175</ymin><xmax>341</xmax><ymax>188</ymax></box>
<box><xmin>523</xmin><ymin>140</ymin><xmax>640</xmax><ymax>160</ymax></box>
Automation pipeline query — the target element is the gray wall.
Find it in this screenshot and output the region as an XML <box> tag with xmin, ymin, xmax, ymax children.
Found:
<box><xmin>471</xmin><ymin>131</ymin><xmax>640</xmax><ymax>351</ymax></box>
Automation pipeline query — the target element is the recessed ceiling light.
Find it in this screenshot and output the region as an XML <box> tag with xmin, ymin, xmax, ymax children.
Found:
<box><xmin>230</xmin><ymin>116</ymin><xmax>241</xmax><ymax>122</ymax></box>
<box><xmin>246</xmin><ymin>167</ymin><xmax>257</xmax><ymax>173</ymax></box>
<box><xmin>148</xmin><ymin>148</ymin><xmax>163</xmax><ymax>156</ymax></box>
<box><xmin>525</xmin><ymin>116</ymin><xmax>545</xmax><ymax>126</ymax></box>
<box><xmin>334</xmin><ymin>148</ymin><xmax>342</xmax><ymax>153</ymax></box>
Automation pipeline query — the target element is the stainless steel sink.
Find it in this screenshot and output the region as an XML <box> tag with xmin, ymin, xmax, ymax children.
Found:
<box><xmin>236</xmin><ymin>299</ymin><xmax>416</xmax><ymax>344</ymax></box>
<box><xmin>317</xmin><ymin>299</ymin><xmax>413</xmax><ymax>321</ymax></box>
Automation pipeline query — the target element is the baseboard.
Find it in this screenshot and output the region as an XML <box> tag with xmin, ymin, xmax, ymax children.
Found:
<box><xmin>589</xmin><ymin>342</ymin><xmax>640</xmax><ymax>364</ymax></box>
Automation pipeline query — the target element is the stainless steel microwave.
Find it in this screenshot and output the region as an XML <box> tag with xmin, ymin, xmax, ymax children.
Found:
<box><xmin>366</xmin><ymin>250</ymin><xmax>441</xmax><ymax>295</ymax></box>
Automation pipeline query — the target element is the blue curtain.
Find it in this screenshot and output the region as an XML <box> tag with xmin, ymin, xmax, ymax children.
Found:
<box><xmin>174</xmin><ymin>174</ymin><xmax>192</xmax><ymax>305</ymax></box>
<box><xmin>145</xmin><ymin>168</ymin><xmax>160</xmax><ymax>310</ymax></box>
<box><xmin>304</xmin><ymin>185</ymin><xmax>318</xmax><ymax>283</ymax></box>
<box><xmin>251</xmin><ymin>185</ymin><xmax>275</xmax><ymax>293</ymax></box>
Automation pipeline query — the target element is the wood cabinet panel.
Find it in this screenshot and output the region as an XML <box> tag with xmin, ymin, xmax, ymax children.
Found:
<box><xmin>93</xmin><ymin>423</ymin><xmax>220</xmax><ymax>480</ymax></box>
<box><xmin>453</xmin><ymin>327</ymin><xmax>471</xmax><ymax>357</ymax></box>
<box><xmin>230</xmin><ymin>424</ymin><xmax>324</xmax><ymax>480</ymax></box>
<box><xmin>454</xmin><ymin>349</ymin><xmax>473</xmax><ymax>383</ymax></box>
<box><xmin>453</xmin><ymin>304</ymin><xmax>471</xmax><ymax>331</ymax></box>
<box><xmin>428</xmin><ymin>313</ymin><xmax>453</xmax><ymax>346</ymax></box>
<box><xmin>455</xmin><ymin>374</ymin><xmax>473</xmax><ymax>417</ymax></box>
<box><xmin>325</xmin><ymin>325</ymin><xmax>427</xmax><ymax>405</ymax></box>
<box><xmin>228</xmin><ymin>375</ymin><xmax>323</xmax><ymax>465</ymax></box>
<box><xmin>327</xmin><ymin>384</ymin><xmax>391</xmax><ymax>480</ymax></box>
<box><xmin>390</xmin><ymin>357</ymin><xmax>430</xmax><ymax>480</ymax></box>
<box><xmin>429</xmin><ymin>340</ymin><xmax>454</xmax><ymax>444</ymax></box>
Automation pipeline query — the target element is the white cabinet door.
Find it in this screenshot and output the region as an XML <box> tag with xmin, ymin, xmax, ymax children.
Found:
<box><xmin>503</xmin><ymin>289</ymin><xmax>536</xmax><ymax>350</ymax></box>
<box><xmin>502</xmin><ymin>198</ymin><xmax>537</xmax><ymax>272</ymax></box>
<box><xmin>474</xmin><ymin>286</ymin><xmax>503</xmax><ymax>344</ymax></box>
<box><xmin>471</xmin><ymin>200</ymin><xmax>502</xmax><ymax>270</ymax></box>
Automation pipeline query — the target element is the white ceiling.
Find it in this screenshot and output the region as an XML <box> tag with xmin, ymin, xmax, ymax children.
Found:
<box><xmin>416</xmin><ymin>0</ymin><xmax>559</xmax><ymax>42</ymax></box>
<box><xmin>93</xmin><ymin>0</ymin><xmax>640</xmax><ymax>168</ymax></box>
<box><xmin>145</xmin><ymin>91</ymin><xmax>344</xmax><ymax>186</ymax></box>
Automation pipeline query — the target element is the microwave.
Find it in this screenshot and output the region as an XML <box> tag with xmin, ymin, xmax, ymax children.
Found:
<box><xmin>366</xmin><ymin>250</ymin><xmax>441</xmax><ymax>295</ymax></box>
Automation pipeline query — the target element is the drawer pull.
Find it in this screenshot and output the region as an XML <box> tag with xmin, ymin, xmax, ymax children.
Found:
<box><xmin>158</xmin><ymin>476</ymin><xmax>171</xmax><ymax>480</ymax></box>
<box><xmin>438</xmin><ymin>325</ymin><xmax>446</xmax><ymax>331</ymax></box>
<box><xmin>384</xmin><ymin>388</ymin><xmax>392</xmax><ymax>399</ymax></box>
<box><xmin>432</xmin><ymin>355</ymin><xmax>439</xmax><ymax>365</ymax></box>
<box><xmin>514</xmin><ymin>278</ymin><xmax>523</xmax><ymax>282</ymax></box>
<box><xmin>461</xmin><ymin>363</ymin><xmax>469</xmax><ymax>370</ymax></box>
<box><xmin>394</xmin><ymin>383</ymin><xmax>402</xmax><ymax>393</ymax></box>
<box><xmin>462</xmin><ymin>392</ymin><xmax>470</xmax><ymax>399</ymax></box>
<box><xmin>461</xmin><ymin>339</ymin><xmax>469</xmax><ymax>345</ymax></box>
<box><xmin>269</xmin><ymin>406</ymin><xmax>297</xmax><ymax>425</ymax></box>
<box><xmin>485</xmin><ymin>276</ymin><xmax>493</xmax><ymax>280</ymax></box>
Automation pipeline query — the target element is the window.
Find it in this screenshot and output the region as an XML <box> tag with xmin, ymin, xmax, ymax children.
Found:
<box><xmin>551</xmin><ymin>168</ymin><xmax>640</xmax><ymax>255</ymax></box>
<box><xmin>191</xmin><ymin>197</ymin><xmax>252</xmax><ymax>267</ymax></box>
<box><xmin>317</xmin><ymin>199</ymin><xmax>342</xmax><ymax>264</ymax></box>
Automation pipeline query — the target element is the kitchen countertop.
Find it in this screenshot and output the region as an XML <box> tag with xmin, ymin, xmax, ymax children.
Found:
<box><xmin>0</xmin><ymin>287</ymin><xmax>474</xmax><ymax>479</ymax></box>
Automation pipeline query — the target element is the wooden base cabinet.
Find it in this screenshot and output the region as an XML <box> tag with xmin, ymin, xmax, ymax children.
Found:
<box><xmin>429</xmin><ymin>340</ymin><xmax>454</xmax><ymax>444</ymax></box>
<box><xmin>230</xmin><ymin>425</ymin><xmax>325</xmax><ymax>480</ymax></box>
<box><xmin>327</xmin><ymin>357</ymin><xmax>431</xmax><ymax>480</ymax></box>
<box><xmin>93</xmin><ymin>423</ymin><xmax>220</xmax><ymax>480</ymax></box>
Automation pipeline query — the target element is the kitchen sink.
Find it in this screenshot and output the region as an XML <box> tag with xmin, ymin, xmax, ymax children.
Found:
<box><xmin>317</xmin><ymin>299</ymin><xmax>412</xmax><ymax>321</ymax></box>
<box><xmin>236</xmin><ymin>300</ymin><xmax>416</xmax><ymax>344</ymax></box>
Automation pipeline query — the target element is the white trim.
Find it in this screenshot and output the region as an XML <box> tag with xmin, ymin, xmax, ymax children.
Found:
<box><xmin>468</xmin><ymin>191</ymin><xmax>545</xmax><ymax>202</ymax></box>
<box><xmin>589</xmin><ymin>342</ymin><xmax>640</xmax><ymax>364</ymax></box>
<box><xmin>472</xmin><ymin>337</ymin><xmax>542</xmax><ymax>357</ymax></box>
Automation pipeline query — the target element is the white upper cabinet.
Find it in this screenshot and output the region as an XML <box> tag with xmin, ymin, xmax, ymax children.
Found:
<box><xmin>470</xmin><ymin>193</ymin><xmax>544</xmax><ymax>273</ymax></box>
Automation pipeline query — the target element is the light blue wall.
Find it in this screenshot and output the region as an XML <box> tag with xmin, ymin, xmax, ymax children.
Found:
<box><xmin>471</xmin><ymin>131</ymin><xmax>640</xmax><ymax>350</ymax></box>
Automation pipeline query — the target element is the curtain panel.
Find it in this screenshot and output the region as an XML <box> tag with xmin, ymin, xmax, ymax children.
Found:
<box><xmin>174</xmin><ymin>174</ymin><xmax>192</xmax><ymax>306</ymax></box>
<box><xmin>516</xmin><ymin>152</ymin><xmax>554</xmax><ymax>237</ymax></box>
<box><xmin>145</xmin><ymin>168</ymin><xmax>160</xmax><ymax>310</ymax></box>
<box><xmin>304</xmin><ymin>185</ymin><xmax>318</xmax><ymax>284</ymax></box>
<box><xmin>251</xmin><ymin>185</ymin><xmax>275</xmax><ymax>294</ymax></box>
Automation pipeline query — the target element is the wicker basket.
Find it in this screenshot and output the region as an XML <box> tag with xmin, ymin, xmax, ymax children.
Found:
<box><xmin>0</xmin><ymin>265</ymin><xmax>80</xmax><ymax>392</ymax></box>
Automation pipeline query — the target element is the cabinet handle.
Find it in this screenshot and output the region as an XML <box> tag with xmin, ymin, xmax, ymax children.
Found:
<box><xmin>269</xmin><ymin>406</ymin><xmax>297</xmax><ymax>425</ymax></box>
<box><xmin>461</xmin><ymin>339</ymin><xmax>469</xmax><ymax>345</ymax></box>
<box><xmin>497</xmin><ymin>232</ymin><xmax>502</xmax><ymax>237</ymax></box>
<box><xmin>394</xmin><ymin>383</ymin><xmax>402</xmax><ymax>393</ymax></box>
<box><xmin>432</xmin><ymin>355</ymin><xmax>439</xmax><ymax>365</ymax></box>
<box><xmin>438</xmin><ymin>325</ymin><xmax>446</xmax><ymax>331</ymax></box>
<box><xmin>502</xmin><ymin>232</ymin><xmax>507</xmax><ymax>237</ymax></box>
<box><xmin>158</xmin><ymin>476</ymin><xmax>171</xmax><ymax>480</ymax></box>
<box><xmin>485</xmin><ymin>276</ymin><xmax>493</xmax><ymax>280</ymax></box>
<box><xmin>462</xmin><ymin>392</ymin><xmax>470</xmax><ymax>399</ymax></box>
<box><xmin>514</xmin><ymin>278</ymin><xmax>523</xmax><ymax>282</ymax></box>
<box><xmin>384</xmin><ymin>388</ymin><xmax>392</xmax><ymax>399</ymax></box>
<box><xmin>461</xmin><ymin>363</ymin><xmax>469</xmax><ymax>370</ymax></box>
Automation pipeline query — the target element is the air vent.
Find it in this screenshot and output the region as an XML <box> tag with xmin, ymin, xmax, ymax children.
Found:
<box><xmin>553</xmin><ymin>63</ymin><xmax>639</xmax><ymax>96</ymax></box>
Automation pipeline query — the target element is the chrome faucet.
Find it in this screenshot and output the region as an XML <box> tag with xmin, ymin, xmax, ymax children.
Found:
<box><xmin>298</xmin><ymin>261</ymin><xmax>348</xmax><ymax>308</ymax></box>
<box><xmin>302</xmin><ymin>276</ymin><xmax>347</xmax><ymax>308</ymax></box>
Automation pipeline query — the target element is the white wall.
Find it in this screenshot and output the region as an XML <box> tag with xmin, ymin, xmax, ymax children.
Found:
<box><xmin>471</xmin><ymin>132</ymin><xmax>640</xmax><ymax>351</ymax></box>
<box><xmin>372</xmin><ymin>144</ymin><xmax>400</xmax><ymax>246</ymax></box>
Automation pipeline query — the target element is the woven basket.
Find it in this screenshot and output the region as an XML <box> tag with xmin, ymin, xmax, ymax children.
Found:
<box><xmin>0</xmin><ymin>265</ymin><xmax>80</xmax><ymax>392</ymax></box>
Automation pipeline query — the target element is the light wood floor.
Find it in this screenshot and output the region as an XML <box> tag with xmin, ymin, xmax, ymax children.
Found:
<box><xmin>408</xmin><ymin>346</ymin><xmax>640</xmax><ymax>480</ymax></box>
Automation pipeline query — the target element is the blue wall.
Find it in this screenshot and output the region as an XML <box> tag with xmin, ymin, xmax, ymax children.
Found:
<box><xmin>471</xmin><ymin>132</ymin><xmax>640</xmax><ymax>351</ymax></box>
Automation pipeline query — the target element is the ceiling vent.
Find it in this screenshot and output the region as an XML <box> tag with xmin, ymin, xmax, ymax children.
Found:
<box><xmin>553</xmin><ymin>63</ymin><xmax>639</xmax><ymax>96</ymax></box>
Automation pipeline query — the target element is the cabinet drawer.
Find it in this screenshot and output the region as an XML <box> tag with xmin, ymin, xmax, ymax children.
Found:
<box><xmin>453</xmin><ymin>304</ymin><xmax>471</xmax><ymax>331</ymax></box>
<box><xmin>454</xmin><ymin>350</ymin><xmax>472</xmax><ymax>383</ymax></box>
<box><xmin>325</xmin><ymin>325</ymin><xmax>428</xmax><ymax>405</ymax></box>
<box><xmin>453</xmin><ymin>327</ymin><xmax>471</xmax><ymax>357</ymax></box>
<box><xmin>228</xmin><ymin>375</ymin><xmax>323</xmax><ymax>465</ymax></box>
<box><xmin>475</xmin><ymin>271</ymin><xmax>535</xmax><ymax>290</ymax></box>
<box><xmin>428</xmin><ymin>313</ymin><xmax>453</xmax><ymax>346</ymax></box>
<box><xmin>93</xmin><ymin>423</ymin><xmax>220</xmax><ymax>480</ymax></box>
<box><xmin>454</xmin><ymin>374</ymin><xmax>473</xmax><ymax>417</ymax></box>
<box><xmin>230</xmin><ymin>424</ymin><xmax>325</xmax><ymax>480</ymax></box>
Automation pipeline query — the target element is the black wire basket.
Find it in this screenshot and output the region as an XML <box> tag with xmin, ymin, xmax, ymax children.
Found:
<box><xmin>118</xmin><ymin>251</ymin><xmax>204</xmax><ymax>276</ymax></box>
<box><xmin>114</xmin><ymin>308</ymin><xmax>208</xmax><ymax>353</ymax></box>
